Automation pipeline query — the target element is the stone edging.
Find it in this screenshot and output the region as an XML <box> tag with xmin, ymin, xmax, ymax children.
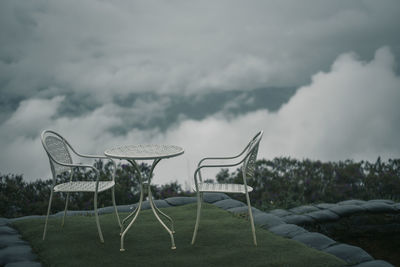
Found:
<box><xmin>0</xmin><ymin>217</ymin><xmax>41</xmax><ymax>267</ymax></box>
<box><xmin>225</xmin><ymin>197</ymin><xmax>398</xmax><ymax>267</ymax></box>
<box><xmin>1</xmin><ymin>194</ymin><xmax>398</xmax><ymax>266</ymax></box>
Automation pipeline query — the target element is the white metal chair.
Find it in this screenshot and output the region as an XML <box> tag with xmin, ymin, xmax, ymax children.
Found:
<box><xmin>191</xmin><ymin>131</ymin><xmax>263</xmax><ymax>246</ymax></box>
<box><xmin>41</xmin><ymin>130</ymin><xmax>122</xmax><ymax>243</ymax></box>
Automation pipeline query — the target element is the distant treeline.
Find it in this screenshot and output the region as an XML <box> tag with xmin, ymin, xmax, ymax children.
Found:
<box><xmin>0</xmin><ymin>161</ymin><xmax>190</xmax><ymax>218</ymax></box>
<box><xmin>217</xmin><ymin>157</ymin><xmax>400</xmax><ymax>210</ymax></box>
<box><xmin>1</xmin><ymin>157</ymin><xmax>399</xmax><ymax>218</ymax></box>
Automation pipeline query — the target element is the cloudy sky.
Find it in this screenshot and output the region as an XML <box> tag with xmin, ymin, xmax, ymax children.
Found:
<box><xmin>1</xmin><ymin>0</ymin><xmax>400</xmax><ymax>189</ymax></box>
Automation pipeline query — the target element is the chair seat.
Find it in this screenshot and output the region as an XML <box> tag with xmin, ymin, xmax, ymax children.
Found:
<box><xmin>196</xmin><ymin>183</ymin><xmax>253</xmax><ymax>194</ymax></box>
<box><xmin>54</xmin><ymin>181</ymin><xmax>115</xmax><ymax>193</ymax></box>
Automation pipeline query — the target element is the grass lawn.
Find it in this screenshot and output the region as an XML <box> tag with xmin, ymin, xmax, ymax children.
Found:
<box><xmin>12</xmin><ymin>203</ymin><xmax>345</xmax><ymax>267</ymax></box>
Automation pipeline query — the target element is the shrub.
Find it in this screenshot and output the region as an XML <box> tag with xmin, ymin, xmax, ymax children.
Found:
<box><xmin>215</xmin><ymin>157</ymin><xmax>400</xmax><ymax>210</ymax></box>
<box><xmin>0</xmin><ymin>161</ymin><xmax>191</xmax><ymax>218</ymax></box>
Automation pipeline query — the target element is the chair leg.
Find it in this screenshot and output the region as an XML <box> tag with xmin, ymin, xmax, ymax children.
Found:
<box><xmin>191</xmin><ymin>191</ymin><xmax>203</xmax><ymax>245</ymax></box>
<box><xmin>43</xmin><ymin>188</ymin><xmax>54</xmax><ymax>240</ymax></box>
<box><xmin>111</xmin><ymin>187</ymin><xmax>122</xmax><ymax>228</ymax></box>
<box><xmin>61</xmin><ymin>192</ymin><xmax>70</xmax><ymax>227</ymax></box>
<box><xmin>245</xmin><ymin>192</ymin><xmax>257</xmax><ymax>246</ymax></box>
<box><xmin>94</xmin><ymin>191</ymin><xmax>104</xmax><ymax>243</ymax></box>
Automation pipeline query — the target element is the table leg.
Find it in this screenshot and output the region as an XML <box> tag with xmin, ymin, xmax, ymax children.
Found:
<box><xmin>148</xmin><ymin>188</ymin><xmax>176</xmax><ymax>249</ymax></box>
<box><xmin>120</xmin><ymin>186</ymin><xmax>143</xmax><ymax>251</ymax></box>
<box><xmin>147</xmin><ymin>158</ymin><xmax>176</xmax><ymax>249</ymax></box>
<box><xmin>120</xmin><ymin>204</ymin><xmax>139</xmax><ymax>235</ymax></box>
<box><xmin>120</xmin><ymin>158</ymin><xmax>176</xmax><ymax>251</ymax></box>
<box><xmin>120</xmin><ymin>160</ymin><xmax>144</xmax><ymax>252</ymax></box>
<box><xmin>150</xmin><ymin>196</ymin><xmax>175</xmax><ymax>233</ymax></box>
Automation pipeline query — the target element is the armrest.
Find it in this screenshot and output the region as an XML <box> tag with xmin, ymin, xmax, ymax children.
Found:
<box><xmin>70</xmin><ymin>151</ymin><xmax>117</xmax><ymax>181</ymax></box>
<box><xmin>52</xmin><ymin>160</ymin><xmax>98</xmax><ymax>173</ymax></box>
<box><xmin>74</xmin><ymin>152</ymin><xmax>108</xmax><ymax>159</ymax></box>
<box><xmin>197</xmin><ymin>161</ymin><xmax>243</xmax><ymax>171</ymax></box>
<box><xmin>197</xmin><ymin>142</ymin><xmax>251</xmax><ymax>166</ymax></box>
<box><xmin>198</xmin><ymin>155</ymin><xmax>240</xmax><ymax>166</ymax></box>
<box><xmin>64</xmin><ymin>141</ymin><xmax>107</xmax><ymax>160</ymax></box>
<box><xmin>45</xmin><ymin>151</ymin><xmax>98</xmax><ymax>172</ymax></box>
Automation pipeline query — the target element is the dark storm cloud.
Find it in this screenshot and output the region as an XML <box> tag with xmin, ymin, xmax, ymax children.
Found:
<box><xmin>108</xmin><ymin>87</ymin><xmax>296</xmax><ymax>134</ymax></box>
<box><xmin>1</xmin><ymin>1</ymin><xmax>400</xmax><ymax>107</ymax></box>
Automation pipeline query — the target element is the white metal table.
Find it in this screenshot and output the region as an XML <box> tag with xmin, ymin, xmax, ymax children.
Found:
<box><xmin>104</xmin><ymin>144</ymin><xmax>184</xmax><ymax>251</ymax></box>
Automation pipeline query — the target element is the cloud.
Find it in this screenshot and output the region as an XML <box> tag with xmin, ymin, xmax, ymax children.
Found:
<box><xmin>0</xmin><ymin>97</ymin><xmax>65</xmax><ymax>179</ymax></box>
<box><xmin>268</xmin><ymin>46</ymin><xmax>400</xmax><ymax>160</ymax></box>
<box><xmin>3</xmin><ymin>96</ymin><xmax>62</xmax><ymax>130</ymax></box>
<box><xmin>0</xmin><ymin>97</ymin><xmax>118</xmax><ymax>179</ymax></box>
<box><xmin>1</xmin><ymin>46</ymin><xmax>400</xmax><ymax>184</ymax></box>
<box><xmin>1</xmin><ymin>0</ymin><xmax>400</xmax><ymax>189</ymax></box>
<box><xmin>3</xmin><ymin>47</ymin><xmax>398</xmax><ymax>188</ymax></box>
<box><xmin>158</xmin><ymin>47</ymin><xmax>400</xmax><ymax>185</ymax></box>
<box><xmin>1</xmin><ymin>0</ymin><xmax>400</xmax><ymax>107</ymax></box>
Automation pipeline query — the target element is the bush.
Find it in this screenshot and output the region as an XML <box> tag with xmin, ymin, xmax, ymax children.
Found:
<box><xmin>0</xmin><ymin>161</ymin><xmax>191</xmax><ymax>218</ymax></box>
<box><xmin>1</xmin><ymin>157</ymin><xmax>399</xmax><ymax>217</ymax></box>
<box><xmin>215</xmin><ymin>157</ymin><xmax>400</xmax><ymax>211</ymax></box>
<box><xmin>0</xmin><ymin>174</ymin><xmax>55</xmax><ymax>218</ymax></box>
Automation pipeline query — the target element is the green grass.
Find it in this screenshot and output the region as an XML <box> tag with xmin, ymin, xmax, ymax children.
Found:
<box><xmin>12</xmin><ymin>203</ymin><xmax>345</xmax><ymax>267</ymax></box>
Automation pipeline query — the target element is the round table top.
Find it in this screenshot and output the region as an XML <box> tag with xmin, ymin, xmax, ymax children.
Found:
<box><xmin>104</xmin><ymin>144</ymin><xmax>184</xmax><ymax>160</ymax></box>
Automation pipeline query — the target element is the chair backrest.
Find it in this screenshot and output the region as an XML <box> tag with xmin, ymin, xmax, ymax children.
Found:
<box><xmin>242</xmin><ymin>131</ymin><xmax>263</xmax><ymax>181</ymax></box>
<box><xmin>41</xmin><ymin>130</ymin><xmax>73</xmax><ymax>177</ymax></box>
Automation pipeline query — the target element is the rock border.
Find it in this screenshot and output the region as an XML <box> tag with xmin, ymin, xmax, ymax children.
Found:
<box><xmin>1</xmin><ymin>195</ymin><xmax>398</xmax><ymax>267</ymax></box>
<box><xmin>198</xmin><ymin>196</ymin><xmax>397</xmax><ymax>267</ymax></box>
<box><xmin>252</xmin><ymin>198</ymin><xmax>398</xmax><ymax>267</ymax></box>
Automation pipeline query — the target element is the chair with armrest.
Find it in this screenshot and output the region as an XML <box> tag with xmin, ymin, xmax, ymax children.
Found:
<box><xmin>191</xmin><ymin>131</ymin><xmax>263</xmax><ymax>246</ymax></box>
<box><xmin>41</xmin><ymin>130</ymin><xmax>122</xmax><ymax>243</ymax></box>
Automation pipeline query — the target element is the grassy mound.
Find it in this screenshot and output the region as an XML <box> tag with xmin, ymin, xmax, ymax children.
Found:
<box><xmin>12</xmin><ymin>203</ymin><xmax>344</xmax><ymax>267</ymax></box>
